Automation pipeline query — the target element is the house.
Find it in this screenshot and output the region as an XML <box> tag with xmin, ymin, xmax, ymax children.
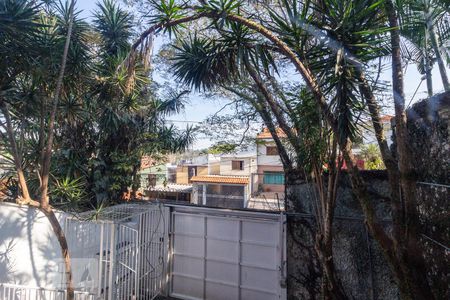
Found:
<box><xmin>139</xmin><ymin>159</ymin><xmax>191</xmax><ymax>202</ymax></box>
<box><xmin>140</xmin><ymin>163</ymin><xmax>168</xmax><ymax>190</ymax></box>
<box><xmin>175</xmin><ymin>155</ymin><xmax>209</xmax><ymax>184</ymax></box>
<box><xmin>254</xmin><ymin>128</ymin><xmax>286</xmax><ymax>195</ymax></box>
<box><xmin>189</xmin><ymin>152</ymin><xmax>256</xmax><ymax>209</ymax></box>
<box><xmin>191</xmin><ymin>175</ymin><xmax>250</xmax><ymax>209</ymax></box>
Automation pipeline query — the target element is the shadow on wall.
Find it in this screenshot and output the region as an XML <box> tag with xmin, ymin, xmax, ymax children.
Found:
<box><xmin>0</xmin><ymin>203</ymin><xmax>64</xmax><ymax>287</ymax></box>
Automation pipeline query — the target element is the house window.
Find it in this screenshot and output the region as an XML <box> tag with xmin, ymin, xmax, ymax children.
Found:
<box><xmin>263</xmin><ymin>172</ymin><xmax>285</xmax><ymax>185</ymax></box>
<box><xmin>231</xmin><ymin>160</ymin><xmax>244</xmax><ymax>170</ymax></box>
<box><xmin>188</xmin><ymin>166</ymin><xmax>197</xmax><ymax>179</ymax></box>
<box><xmin>266</xmin><ymin>146</ymin><xmax>278</xmax><ymax>156</ymax></box>
<box><xmin>148</xmin><ymin>174</ymin><xmax>157</xmax><ymax>187</ymax></box>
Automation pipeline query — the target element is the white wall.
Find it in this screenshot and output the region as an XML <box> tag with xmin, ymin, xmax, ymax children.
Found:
<box><xmin>219</xmin><ymin>157</ymin><xmax>257</xmax><ymax>176</ymax></box>
<box><xmin>0</xmin><ymin>202</ymin><xmax>65</xmax><ymax>288</ymax></box>
<box><xmin>257</xmin><ymin>142</ymin><xmax>283</xmax><ymax>166</ymax></box>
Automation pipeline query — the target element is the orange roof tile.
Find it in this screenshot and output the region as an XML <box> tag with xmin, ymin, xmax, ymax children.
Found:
<box><xmin>190</xmin><ymin>175</ymin><xmax>249</xmax><ymax>184</ymax></box>
<box><xmin>256</xmin><ymin>127</ymin><xmax>287</xmax><ymax>139</ymax></box>
<box><xmin>380</xmin><ymin>115</ymin><xmax>394</xmax><ymax>122</ymax></box>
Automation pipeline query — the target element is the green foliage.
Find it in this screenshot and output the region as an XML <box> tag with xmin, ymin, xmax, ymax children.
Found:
<box><xmin>0</xmin><ymin>0</ymin><xmax>193</xmax><ymax>211</ymax></box>
<box><xmin>208</xmin><ymin>142</ymin><xmax>238</xmax><ymax>154</ymax></box>
<box><xmin>360</xmin><ymin>144</ymin><xmax>385</xmax><ymax>169</ymax></box>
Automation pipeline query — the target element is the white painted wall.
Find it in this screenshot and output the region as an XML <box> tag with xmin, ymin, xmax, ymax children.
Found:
<box><xmin>0</xmin><ymin>202</ymin><xmax>65</xmax><ymax>288</ymax></box>
<box><xmin>219</xmin><ymin>156</ymin><xmax>257</xmax><ymax>176</ymax></box>
<box><xmin>257</xmin><ymin>142</ymin><xmax>283</xmax><ymax>166</ymax></box>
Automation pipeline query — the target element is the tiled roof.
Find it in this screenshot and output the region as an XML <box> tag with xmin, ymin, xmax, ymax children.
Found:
<box><xmin>380</xmin><ymin>115</ymin><xmax>394</xmax><ymax>122</ymax></box>
<box><xmin>148</xmin><ymin>184</ymin><xmax>193</xmax><ymax>193</ymax></box>
<box><xmin>190</xmin><ymin>175</ymin><xmax>249</xmax><ymax>184</ymax></box>
<box><xmin>256</xmin><ymin>127</ymin><xmax>287</xmax><ymax>139</ymax></box>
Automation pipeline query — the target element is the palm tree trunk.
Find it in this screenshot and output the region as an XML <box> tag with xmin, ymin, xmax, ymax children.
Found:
<box><xmin>386</xmin><ymin>1</ymin><xmax>434</xmax><ymax>299</ymax></box>
<box><xmin>40</xmin><ymin>0</ymin><xmax>75</xmax><ymax>209</ymax></box>
<box><xmin>41</xmin><ymin>207</ymin><xmax>75</xmax><ymax>299</ymax></box>
<box><xmin>38</xmin><ymin>1</ymin><xmax>76</xmax><ymax>299</ymax></box>
<box><xmin>423</xmin><ymin>30</ymin><xmax>433</xmax><ymax>97</ymax></box>
<box><xmin>427</xmin><ymin>17</ymin><xmax>450</xmax><ymax>91</ymax></box>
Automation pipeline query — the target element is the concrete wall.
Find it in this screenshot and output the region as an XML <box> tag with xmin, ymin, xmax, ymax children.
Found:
<box><xmin>219</xmin><ymin>157</ymin><xmax>256</xmax><ymax>176</ymax></box>
<box><xmin>256</xmin><ymin>141</ymin><xmax>283</xmax><ymax>166</ymax></box>
<box><xmin>208</xmin><ymin>162</ymin><xmax>221</xmax><ymax>175</ymax></box>
<box><xmin>0</xmin><ymin>203</ymin><xmax>65</xmax><ymax>288</ymax></box>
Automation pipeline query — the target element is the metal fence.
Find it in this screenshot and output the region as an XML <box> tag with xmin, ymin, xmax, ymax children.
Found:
<box><xmin>0</xmin><ymin>283</ymin><xmax>95</xmax><ymax>300</ymax></box>
<box><xmin>64</xmin><ymin>203</ymin><xmax>169</xmax><ymax>300</ymax></box>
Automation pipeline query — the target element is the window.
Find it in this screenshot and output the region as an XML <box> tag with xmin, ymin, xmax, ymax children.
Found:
<box><xmin>231</xmin><ymin>160</ymin><xmax>244</xmax><ymax>170</ymax></box>
<box><xmin>263</xmin><ymin>172</ymin><xmax>285</xmax><ymax>185</ymax></box>
<box><xmin>188</xmin><ymin>166</ymin><xmax>197</xmax><ymax>179</ymax></box>
<box><xmin>147</xmin><ymin>174</ymin><xmax>157</xmax><ymax>187</ymax></box>
<box><xmin>266</xmin><ymin>146</ymin><xmax>278</xmax><ymax>156</ymax></box>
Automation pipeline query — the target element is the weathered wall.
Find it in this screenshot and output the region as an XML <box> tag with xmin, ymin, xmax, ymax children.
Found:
<box><xmin>407</xmin><ymin>91</ymin><xmax>449</xmax><ymax>300</ymax></box>
<box><xmin>407</xmin><ymin>91</ymin><xmax>449</xmax><ymax>183</ymax></box>
<box><xmin>287</xmin><ymin>171</ymin><xmax>398</xmax><ymax>300</ymax></box>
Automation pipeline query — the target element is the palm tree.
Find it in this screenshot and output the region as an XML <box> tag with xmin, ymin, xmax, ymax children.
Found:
<box><xmin>400</xmin><ymin>0</ymin><xmax>450</xmax><ymax>93</ymax></box>
<box><xmin>126</xmin><ymin>0</ymin><xmax>438</xmax><ymax>298</ymax></box>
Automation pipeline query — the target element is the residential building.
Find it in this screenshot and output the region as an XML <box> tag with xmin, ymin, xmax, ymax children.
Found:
<box><xmin>175</xmin><ymin>155</ymin><xmax>209</xmax><ymax>184</ymax></box>
<box><xmin>191</xmin><ymin>175</ymin><xmax>250</xmax><ymax>209</ymax></box>
<box><xmin>254</xmin><ymin>128</ymin><xmax>286</xmax><ymax>195</ymax></box>
<box><xmin>139</xmin><ymin>159</ymin><xmax>191</xmax><ymax>202</ymax></box>
<box><xmin>189</xmin><ymin>151</ymin><xmax>256</xmax><ymax>209</ymax></box>
<box><xmin>140</xmin><ymin>163</ymin><xmax>168</xmax><ymax>189</ymax></box>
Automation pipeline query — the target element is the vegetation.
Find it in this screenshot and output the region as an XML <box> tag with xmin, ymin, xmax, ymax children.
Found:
<box><xmin>361</xmin><ymin>144</ymin><xmax>385</xmax><ymax>170</ymax></box>
<box><xmin>0</xmin><ymin>0</ymin><xmax>192</xmax><ymax>297</ymax></box>
<box><xmin>124</xmin><ymin>0</ymin><xmax>449</xmax><ymax>299</ymax></box>
<box><xmin>1</xmin><ymin>0</ymin><xmax>448</xmax><ymax>299</ymax></box>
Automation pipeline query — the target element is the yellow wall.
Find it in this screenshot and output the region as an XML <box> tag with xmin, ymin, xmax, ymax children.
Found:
<box><xmin>176</xmin><ymin>166</ymin><xmax>189</xmax><ymax>184</ymax></box>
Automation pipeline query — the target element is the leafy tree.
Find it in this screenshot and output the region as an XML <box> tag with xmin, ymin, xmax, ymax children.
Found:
<box><xmin>0</xmin><ymin>0</ymin><xmax>194</xmax><ymax>297</ymax></box>
<box><xmin>124</xmin><ymin>0</ymin><xmax>444</xmax><ymax>298</ymax></box>
<box><xmin>360</xmin><ymin>144</ymin><xmax>385</xmax><ymax>170</ymax></box>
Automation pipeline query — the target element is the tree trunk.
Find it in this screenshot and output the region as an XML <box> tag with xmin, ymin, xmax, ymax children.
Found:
<box><xmin>40</xmin><ymin>0</ymin><xmax>75</xmax><ymax>208</ymax></box>
<box><xmin>427</xmin><ymin>15</ymin><xmax>450</xmax><ymax>91</ymax></box>
<box><xmin>38</xmin><ymin>1</ymin><xmax>76</xmax><ymax>299</ymax></box>
<box><xmin>41</xmin><ymin>207</ymin><xmax>75</xmax><ymax>300</ymax></box>
<box><xmin>386</xmin><ymin>2</ymin><xmax>435</xmax><ymax>299</ymax></box>
<box><xmin>423</xmin><ymin>30</ymin><xmax>433</xmax><ymax>97</ymax></box>
<box><xmin>0</xmin><ymin>101</ymin><xmax>31</xmax><ymax>201</ymax></box>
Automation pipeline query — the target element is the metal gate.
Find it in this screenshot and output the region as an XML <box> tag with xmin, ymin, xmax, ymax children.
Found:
<box><xmin>168</xmin><ymin>205</ymin><xmax>286</xmax><ymax>300</ymax></box>
<box><xmin>65</xmin><ymin>203</ymin><xmax>169</xmax><ymax>300</ymax></box>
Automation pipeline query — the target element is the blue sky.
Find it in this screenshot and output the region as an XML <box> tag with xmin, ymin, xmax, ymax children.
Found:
<box><xmin>76</xmin><ymin>0</ymin><xmax>449</xmax><ymax>149</ymax></box>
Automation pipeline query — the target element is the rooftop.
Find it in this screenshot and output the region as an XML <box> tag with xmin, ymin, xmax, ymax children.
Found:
<box><xmin>256</xmin><ymin>127</ymin><xmax>287</xmax><ymax>139</ymax></box>
<box><xmin>148</xmin><ymin>184</ymin><xmax>193</xmax><ymax>193</ymax></box>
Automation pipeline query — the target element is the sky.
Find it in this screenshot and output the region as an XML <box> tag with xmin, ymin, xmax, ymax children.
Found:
<box><xmin>76</xmin><ymin>0</ymin><xmax>449</xmax><ymax>149</ymax></box>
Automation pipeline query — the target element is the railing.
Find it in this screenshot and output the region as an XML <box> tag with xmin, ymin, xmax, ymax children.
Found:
<box><xmin>0</xmin><ymin>283</ymin><xmax>96</xmax><ymax>300</ymax></box>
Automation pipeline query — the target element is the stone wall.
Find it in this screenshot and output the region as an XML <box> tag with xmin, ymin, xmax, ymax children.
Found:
<box><xmin>287</xmin><ymin>93</ymin><xmax>450</xmax><ymax>299</ymax></box>
<box><xmin>287</xmin><ymin>171</ymin><xmax>398</xmax><ymax>300</ymax></box>
<box><xmin>407</xmin><ymin>91</ymin><xmax>450</xmax><ymax>299</ymax></box>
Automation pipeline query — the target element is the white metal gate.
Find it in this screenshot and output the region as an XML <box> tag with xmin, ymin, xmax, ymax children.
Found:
<box><xmin>65</xmin><ymin>203</ymin><xmax>169</xmax><ymax>300</ymax></box>
<box><xmin>169</xmin><ymin>205</ymin><xmax>286</xmax><ymax>300</ymax></box>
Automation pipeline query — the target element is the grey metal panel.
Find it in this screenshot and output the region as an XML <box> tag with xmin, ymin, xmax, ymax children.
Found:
<box><xmin>170</xmin><ymin>205</ymin><xmax>285</xmax><ymax>300</ymax></box>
